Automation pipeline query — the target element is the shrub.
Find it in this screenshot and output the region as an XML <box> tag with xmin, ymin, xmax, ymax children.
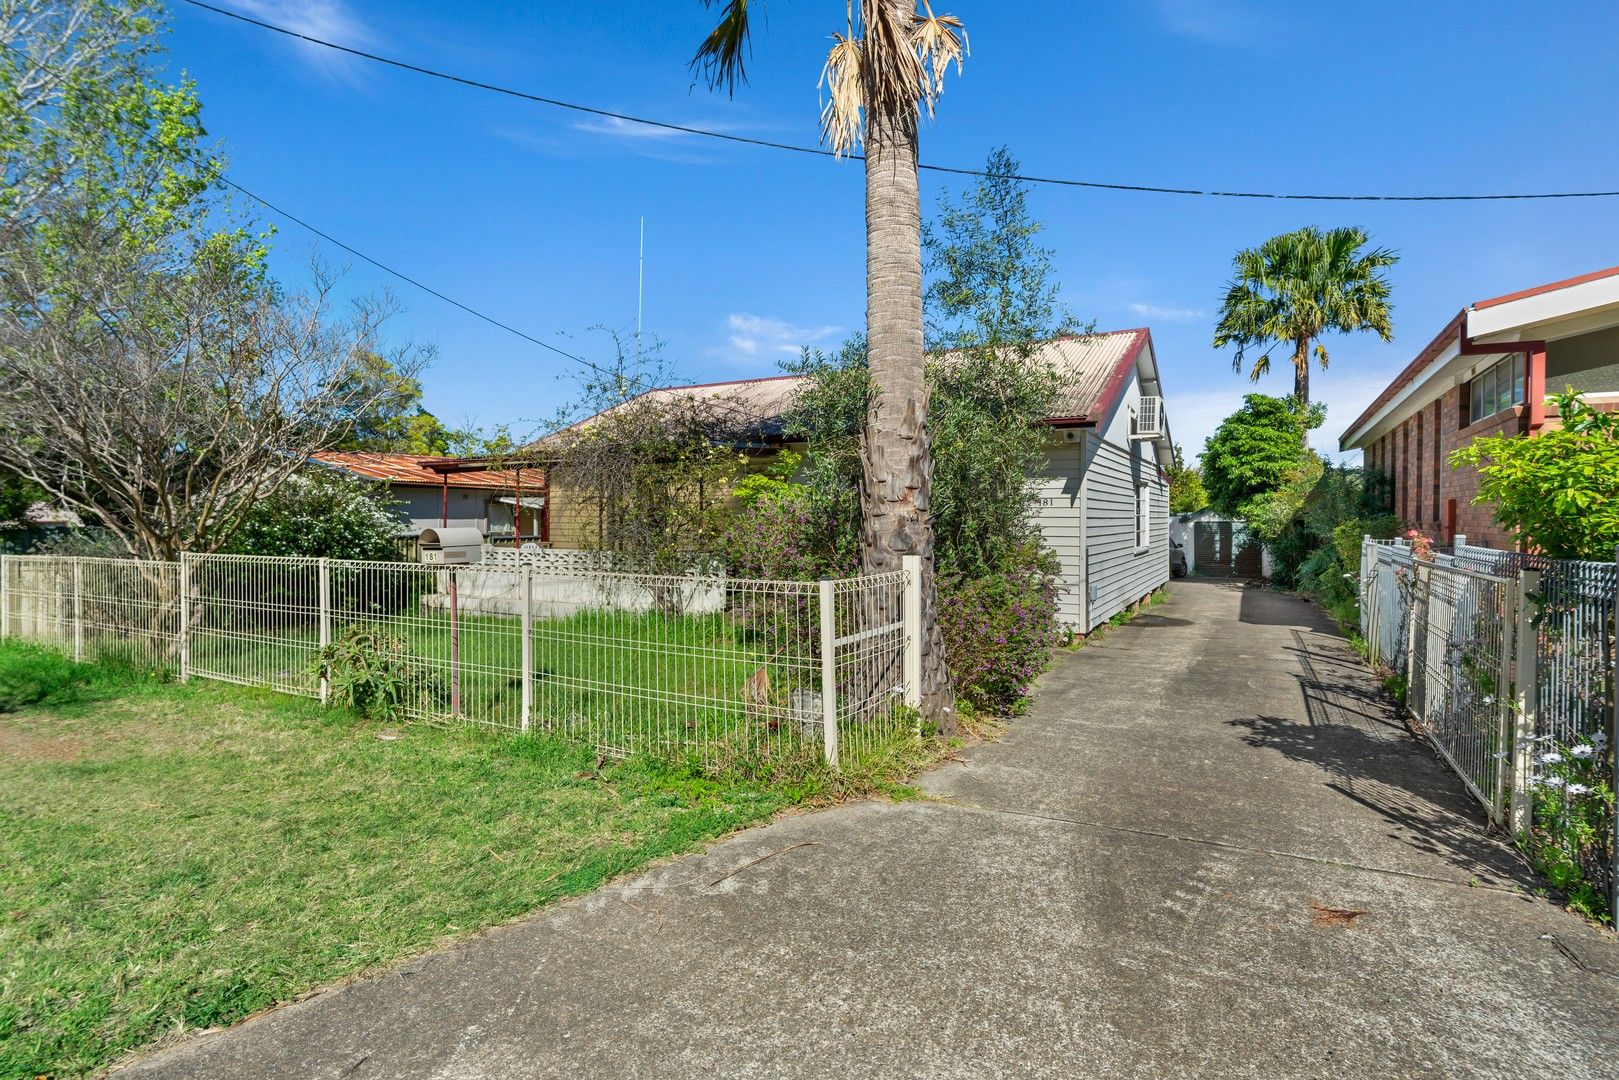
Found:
<box><xmin>313</xmin><ymin>623</ymin><xmax>441</xmax><ymax>721</ymax></box>
<box><xmin>1450</xmin><ymin>389</ymin><xmax>1619</xmax><ymax>560</ymax></box>
<box><xmin>937</xmin><ymin>545</ymin><xmax>1063</xmax><ymax>716</ymax></box>
<box><xmin>226</xmin><ymin>470</ymin><xmax>406</xmax><ymax>562</ymax></box>
<box><xmin>723</xmin><ymin>491</ymin><xmax>853</xmax><ymax>581</ymax></box>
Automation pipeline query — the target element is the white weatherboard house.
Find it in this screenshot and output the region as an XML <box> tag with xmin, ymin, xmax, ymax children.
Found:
<box><xmin>543</xmin><ymin>329</ymin><xmax>1175</xmax><ymax>633</ymax></box>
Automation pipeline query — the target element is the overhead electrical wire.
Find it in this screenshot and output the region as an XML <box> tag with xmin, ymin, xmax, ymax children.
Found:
<box><xmin>206</xmin><ymin>170</ymin><xmax>601</xmax><ymax>370</ymax></box>
<box><xmin>182</xmin><ymin>0</ymin><xmax>1619</xmax><ymax>203</ymax></box>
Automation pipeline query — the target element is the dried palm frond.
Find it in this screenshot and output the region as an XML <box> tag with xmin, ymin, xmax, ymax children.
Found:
<box><xmin>859</xmin><ymin>0</ymin><xmax>926</xmax><ymax>118</ymax></box>
<box><xmin>910</xmin><ymin>0</ymin><xmax>967</xmax><ymax>115</ymax></box>
<box><xmin>819</xmin><ymin>29</ymin><xmax>865</xmax><ymax>157</ymax></box>
<box><xmin>816</xmin><ymin>1</ymin><xmax>968</xmax><ymax>156</ymax></box>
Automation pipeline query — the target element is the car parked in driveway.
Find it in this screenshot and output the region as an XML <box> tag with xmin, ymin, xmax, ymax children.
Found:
<box><xmin>1170</xmin><ymin>540</ymin><xmax>1187</xmax><ymax>578</ymax></box>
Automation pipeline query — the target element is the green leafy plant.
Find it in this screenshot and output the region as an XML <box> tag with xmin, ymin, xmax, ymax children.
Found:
<box><xmin>1524</xmin><ymin>735</ymin><xmax>1615</xmax><ymax>923</ymax></box>
<box><xmin>936</xmin><ymin>544</ymin><xmax>1063</xmax><ymax>716</ymax></box>
<box><xmin>1450</xmin><ymin>390</ymin><xmax>1619</xmax><ymax>560</ymax></box>
<box><xmin>312</xmin><ymin>624</ymin><xmax>441</xmax><ymax>721</ymax></box>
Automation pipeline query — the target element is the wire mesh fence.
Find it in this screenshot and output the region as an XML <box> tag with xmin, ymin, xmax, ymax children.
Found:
<box><xmin>1</xmin><ymin>555</ymin><xmax>180</xmax><ymax>670</ymax></box>
<box><xmin>0</xmin><ymin>550</ymin><xmax>919</xmax><ymax>773</ymax></box>
<box><xmin>1407</xmin><ymin>560</ymin><xmax>1516</xmax><ymax>819</ymax></box>
<box><xmin>1361</xmin><ymin>536</ymin><xmax>1617</xmax><ymax>916</ymax></box>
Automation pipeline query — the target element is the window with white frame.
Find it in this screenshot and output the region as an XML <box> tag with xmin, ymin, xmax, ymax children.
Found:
<box><xmin>1467</xmin><ymin>353</ymin><xmax>1525</xmax><ymax>425</ymax></box>
<box><xmin>1136</xmin><ymin>480</ymin><xmax>1151</xmax><ymax>549</ymax></box>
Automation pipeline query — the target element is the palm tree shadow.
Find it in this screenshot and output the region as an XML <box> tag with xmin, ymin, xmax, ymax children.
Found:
<box><xmin>1229</xmin><ymin>630</ymin><xmax>1537</xmax><ymax>891</ymax></box>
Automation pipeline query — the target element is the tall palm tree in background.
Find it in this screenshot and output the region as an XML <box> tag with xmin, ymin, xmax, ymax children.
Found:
<box><xmin>1212</xmin><ymin>226</ymin><xmax>1398</xmax><ymax>408</ymax></box>
<box><xmin>692</xmin><ymin>1</ymin><xmax>966</xmax><ymax>726</ymax></box>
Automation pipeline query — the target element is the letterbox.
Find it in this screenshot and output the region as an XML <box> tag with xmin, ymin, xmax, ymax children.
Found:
<box><xmin>418</xmin><ymin>526</ymin><xmax>484</xmax><ymax>565</ymax></box>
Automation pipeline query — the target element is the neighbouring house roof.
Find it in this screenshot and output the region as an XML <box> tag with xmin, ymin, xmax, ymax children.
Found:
<box><xmin>309</xmin><ymin>452</ymin><xmax>530</xmax><ymax>490</ymax></box>
<box><xmin>1341</xmin><ymin>264</ymin><xmax>1619</xmax><ymax>451</ymax></box>
<box><xmin>529</xmin><ymin>328</ymin><xmax>1159</xmax><ymax>452</ymax></box>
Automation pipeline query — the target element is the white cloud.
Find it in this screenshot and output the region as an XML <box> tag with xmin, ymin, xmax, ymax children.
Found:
<box><xmin>1149</xmin><ymin>0</ymin><xmax>1265</xmax><ymax>44</ymax></box>
<box><xmin>223</xmin><ymin>1</ymin><xmax>374</xmax><ymax>76</ymax></box>
<box><xmin>1130</xmin><ymin>302</ymin><xmax>1207</xmax><ymax>323</ymax></box>
<box><xmin>718</xmin><ymin>313</ymin><xmax>842</xmax><ymax>364</ymax></box>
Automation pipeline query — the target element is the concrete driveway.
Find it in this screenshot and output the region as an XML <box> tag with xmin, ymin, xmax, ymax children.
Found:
<box><xmin>121</xmin><ymin>581</ymin><xmax>1619</xmax><ymax>1079</ymax></box>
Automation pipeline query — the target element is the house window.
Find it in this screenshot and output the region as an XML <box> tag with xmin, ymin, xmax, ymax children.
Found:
<box><xmin>1136</xmin><ymin>482</ymin><xmax>1151</xmax><ymax>549</ymax></box>
<box><xmin>1467</xmin><ymin>354</ymin><xmax>1526</xmax><ymax>425</ymax></box>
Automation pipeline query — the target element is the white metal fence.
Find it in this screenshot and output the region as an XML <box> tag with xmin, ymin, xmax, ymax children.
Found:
<box><xmin>0</xmin><ymin>551</ymin><xmax>921</xmax><ymax>773</ymax></box>
<box><xmin>1360</xmin><ymin>537</ymin><xmax>1616</xmax><ymax>916</ymax></box>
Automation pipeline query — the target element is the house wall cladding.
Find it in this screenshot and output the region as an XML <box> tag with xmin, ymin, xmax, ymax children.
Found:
<box><xmin>1082</xmin><ymin>434</ymin><xmax>1169</xmax><ymax>632</ymax></box>
<box><xmin>1032</xmin><ymin>437</ymin><xmax>1086</xmax><ymax>626</ymax></box>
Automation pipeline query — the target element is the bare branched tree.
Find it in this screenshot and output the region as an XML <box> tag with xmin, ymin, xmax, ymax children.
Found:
<box><xmin>0</xmin><ymin>231</ymin><xmax>427</xmax><ymax>559</ymax></box>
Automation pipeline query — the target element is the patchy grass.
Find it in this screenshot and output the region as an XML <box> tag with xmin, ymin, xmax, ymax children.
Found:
<box><xmin>0</xmin><ymin>638</ymin><xmax>947</xmax><ymax>1079</ymax></box>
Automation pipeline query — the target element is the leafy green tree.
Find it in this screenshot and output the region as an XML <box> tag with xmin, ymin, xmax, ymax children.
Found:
<box><xmin>331</xmin><ymin>352</ymin><xmax>464</xmax><ymax>456</ymax></box>
<box><xmin>1166</xmin><ymin>444</ymin><xmax>1207</xmax><ymax>514</ymax></box>
<box><xmin>1450</xmin><ymin>390</ymin><xmax>1619</xmax><ymax>560</ymax></box>
<box><xmin>1201</xmin><ymin>394</ymin><xmax>1323</xmax><ymax>518</ymax></box>
<box><xmin>1212</xmin><ymin>226</ymin><xmax>1398</xmax><ymax>407</ymax></box>
<box><xmin>924</xmin><ymin>146</ymin><xmax>1079</xmax><ymax>350</ymax></box>
<box><xmin>0</xmin><ymin>468</ymin><xmax>42</xmax><ymax>524</ymax></box>
<box><xmin>0</xmin><ymin>5</ymin><xmax>423</xmax><ymax>560</ymax></box>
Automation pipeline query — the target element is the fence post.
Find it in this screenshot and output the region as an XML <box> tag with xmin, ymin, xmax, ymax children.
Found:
<box><xmin>1612</xmin><ymin>543</ymin><xmax>1618</xmax><ymax>924</ymax></box>
<box><xmin>177</xmin><ymin>552</ymin><xmax>191</xmax><ymax>683</ymax></box>
<box><xmin>520</xmin><ymin>563</ymin><xmax>533</xmax><ymax>733</ymax></box>
<box><xmin>818</xmin><ymin>578</ymin><xmax>839</xmax><ymax>771</ymax></box>
<box><xmin>317</xmin><ymin>557</ymin><xmax>332</xmax><ymax>705</ymax></box>
<box><xmin>1</xmin><ymin>552</ymin><xmax>9</xmax><ymax>641</ymax></box>
<box><xmin>72</xmin><ymin>559</ymin><xmax>83</xmax><ymax>662</ymax></box>
<box><xmin>1509</xmin><ymin>569</ymin><xmax>1541</xmax><ymax>836</ymax></box>
<box><xmin>1453</xmin><ymin>534</ymin><xmax>1466</xmax><ymax>552</ymax></box>
<box><xmin>902</xmin><ymin>555</ymin><xmax>921</xmax><ymax>711</ymax></box>
<box><xmin>1404</xmin><ymin>563</ymin><xmax>1424</xmax><ymax>716</ymax></box>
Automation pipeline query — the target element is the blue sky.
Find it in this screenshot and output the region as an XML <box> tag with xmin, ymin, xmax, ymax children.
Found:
<box><xmin>165</xmin><ymin>1</ymin><xmax>1619</xmax><ymax>458</ymax></box>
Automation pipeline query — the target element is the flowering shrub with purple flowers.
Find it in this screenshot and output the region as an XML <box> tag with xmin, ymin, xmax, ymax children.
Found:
<box><xmin>722</xmin><ymin>492</ymin><xmax>856</xmax><ymax>581</ymax></box>
<box><xmin>938</xmin><ymin>544</ymin><xmax>1063</xmax><ymax>716</ymax></box>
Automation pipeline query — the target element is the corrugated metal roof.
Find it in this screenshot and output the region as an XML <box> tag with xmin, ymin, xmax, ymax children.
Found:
<box><xmin>310</xmin><ymin>452</ymin><xmax>526</xmax><ymax>490</ymax></box>
<box><xmin>535</xmin><ymin>330</ymin><xmax>1149</xmax><ymax>448</ymax></box>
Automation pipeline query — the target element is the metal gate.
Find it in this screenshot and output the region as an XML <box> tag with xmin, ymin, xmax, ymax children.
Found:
<box><xmin>1408</xmin><ymin>561</ymin><xmax>1518</xmax><ymax>822</ymax></box>
<box><xmin>1193</xmin><ymin>520</ymin><xmax>1263</xmax><ymax>578</ymax></box>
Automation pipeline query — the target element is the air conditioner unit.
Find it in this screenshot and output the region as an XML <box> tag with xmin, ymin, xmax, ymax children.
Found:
<box><xmin>1132</xmin><ymin>396</ymin><xmax>1165</xmax><ymax>441</ymax></box>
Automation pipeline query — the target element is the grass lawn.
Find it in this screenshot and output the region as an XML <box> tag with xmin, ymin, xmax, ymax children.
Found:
<box><xmin>0</xmin><ymin>640</ymin><xmax>876</xmax><ymax>1079</ymax></box>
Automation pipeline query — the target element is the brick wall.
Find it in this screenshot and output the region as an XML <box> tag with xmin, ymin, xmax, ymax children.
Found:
<box><xmin>1377</xmin><ymin>387</ymin><xmax>1525</xmax><ymax>548</ymax></box>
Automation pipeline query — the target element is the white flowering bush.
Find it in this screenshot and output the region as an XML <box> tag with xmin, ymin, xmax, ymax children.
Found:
<box><xmin>225</xmin><ymin>470</ymin><xmax>406</xmax><ymax>562</ymax></box>
<box><xmin>1526</xmin><ymin>731</ymin><xmax>1614</xmax><ymax>922</ymax></box>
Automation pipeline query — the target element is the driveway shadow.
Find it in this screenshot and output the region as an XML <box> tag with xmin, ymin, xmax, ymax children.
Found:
<box><xmin>1229</xmin><ymin>631</ymin><xmax>1536</xmax><ymax>890</ymax></box>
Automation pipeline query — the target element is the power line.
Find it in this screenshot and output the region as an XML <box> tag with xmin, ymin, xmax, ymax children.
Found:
<box><xmin>183</xmin><ymin>0</ymin><xmax>1619</xmax><ymax>204</ymax></box>
<box><xmin>208</xmin><ymin>171</ymin><xmax>601</xmax><ymax>370</ymax></box>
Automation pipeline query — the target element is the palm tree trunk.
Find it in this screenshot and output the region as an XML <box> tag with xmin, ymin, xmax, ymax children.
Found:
<box><xmin>860</xmin><ymin>13</ymin><xmax>954</xmax><ymax>731</ymax></box>
<box><xmin>1292</xmin><ymin>338</ymin><xmax>1310</xmax><ymax>408</ymax></box>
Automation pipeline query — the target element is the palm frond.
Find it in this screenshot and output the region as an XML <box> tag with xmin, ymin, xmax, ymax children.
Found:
<box><xmin>819</xmin><ymin>30</ymin><xmax>864</xmax><ymax>157</ymax></box>
<box><xmin>911</xmin><ymin>1</ymin><xmax>966</xmax><ymax>115</ymax></box>
<box><xmin>690</xmin><ymin>0</ymin><xmax>756</xmax><ymax>95</ymax></box>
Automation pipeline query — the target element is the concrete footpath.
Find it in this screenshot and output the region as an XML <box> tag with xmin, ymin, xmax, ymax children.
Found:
<box><xmin>121</xmin><ymin>581</ymin><xmax>1619</xmax><ymax>1079</ymax></box>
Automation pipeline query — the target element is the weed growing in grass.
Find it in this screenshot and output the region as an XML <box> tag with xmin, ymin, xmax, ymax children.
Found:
<box><xmin>0</xmin><ymin>640</ymin><xmax>161</xmax><ymax>712</ymax></box>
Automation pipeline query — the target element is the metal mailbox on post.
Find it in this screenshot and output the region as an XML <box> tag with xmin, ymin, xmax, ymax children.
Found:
<box><xmin>417</xmin><ymin>526</ymin><xmax>484</xmax><ymax>565</ymax></box>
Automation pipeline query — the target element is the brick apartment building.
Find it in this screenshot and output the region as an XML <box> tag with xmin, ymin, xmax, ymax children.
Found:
<box><xmin>1340</xmin><ymin>265</ymin><xmax>1619</xmax><ymax>548</ymax></box>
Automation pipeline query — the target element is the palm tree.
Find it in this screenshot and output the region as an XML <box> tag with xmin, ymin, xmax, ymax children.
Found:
<box><xmin>1212</xmin><ymin>226</ymin><xmax>1398</xmax><ymax>408</ymax></box>
<box><xmin>691</xmin><ymin>1</ymin><xmax>966</xmax><ymax>727</ymax></box>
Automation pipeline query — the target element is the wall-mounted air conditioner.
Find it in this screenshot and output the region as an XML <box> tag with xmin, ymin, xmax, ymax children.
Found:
<box><xmin>1132</xmin><ymin>396</ymin><xmax>1165</xmax><ymax>441</ymax></box>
